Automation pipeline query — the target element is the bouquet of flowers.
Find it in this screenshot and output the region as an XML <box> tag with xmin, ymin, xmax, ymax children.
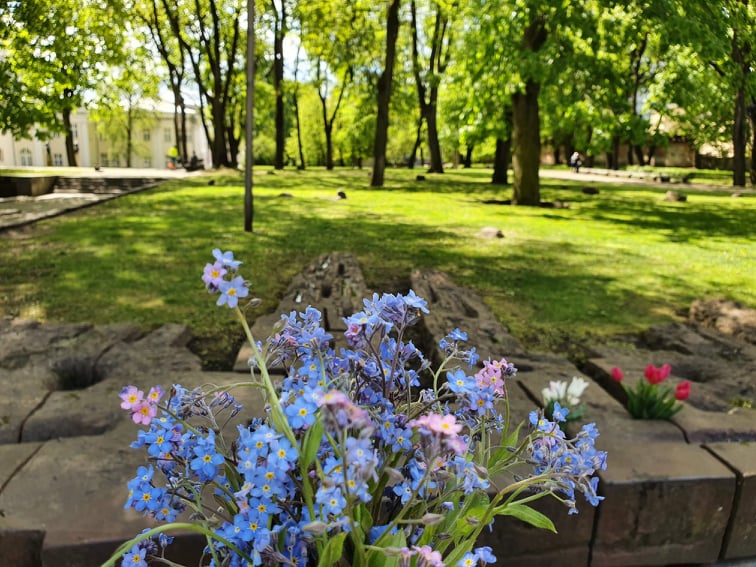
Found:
<box><xmin>106</xmin><ymin>249</ymin><xmax>607</xmax><ymax>567</ymax></box>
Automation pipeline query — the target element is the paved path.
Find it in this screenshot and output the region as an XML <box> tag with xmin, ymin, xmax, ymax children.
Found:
<box><xmin>0</xmin><ymin>167</ymin><xmax>204</xmax><ymax>233</ymax></box>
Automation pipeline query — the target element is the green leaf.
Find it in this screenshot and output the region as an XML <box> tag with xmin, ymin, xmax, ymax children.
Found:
<box><xmin>318</xmin><ymin>531</ymin><xmax>347</xmax><ymax>567</ymax></box>
<box><xmin>302</xmin><ymin>419</ymin><xmax>324</xmax><ymax>469</ymax></box>
<box><xmin>497</xmin><ymin>503</ymin><xmax>557</xmax><ymax>533</ymax></box>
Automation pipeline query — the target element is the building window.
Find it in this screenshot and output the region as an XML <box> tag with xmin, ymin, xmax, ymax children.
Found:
<box><xmin>164</xmin><ymin>129</ymin><xmax>172</xmax><ymax>142</ymax></box>
<box><xmin>100</xmin><ymin>153</ymin><xmax>109</xmax><ymax>167</ymax></box>
<box><xmin>20</xmin><ymin>148</ymin><xmax>32</xmax><ymax>166</ymax></box>
<box><xmin>53</xmin><ymin>153</ymin><xmax>64</xmax><ymax>166</ymax></box>
<box><xmin>143</xmin><ymin>130</ymin><xmax>150</xmax><ymax>142</ymax></box>
<box><xmin>111</xmin><ymin>156</ymin><xmax>120</xmax><ymax>167</ymax></box>
<box><xmin>0</xmin><ymin>149</ymin><xmax>4</xmax><ymax>162</ymax></box>
<box><xmin>143</xmin><ymin>157</ymin><xmax>152</xmax><ymax>168</ymax></box>
<box><xmin>72</xmin><ymin>124</ymin><xmax>78</xmax><ymax>141</ymax></box>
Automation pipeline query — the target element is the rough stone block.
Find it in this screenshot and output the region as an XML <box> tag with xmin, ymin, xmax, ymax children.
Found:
<box><xmin>0</xmin><ymin>518</ymin><xmax>45</xmax><ymax>567</ymax></box>
<box><xmin>0</xmin><ymin>366</ymin><xmax>57</xmax><ymax>444</ymax></box>
<box><xmin>591</xmin><ymin>441</ymin><xmax>735</xmax><ymax>566</ymax></box>
<box><xmin>235</xmin><ymin>253</ymin><xmax>370</xmax><ymax>372</ymax></box>
<box><xmin>705</xmin><ymin>441</ymin><xmax>756</xmax><ymax>559</ymax></box>
<box><xmin>410</xmin><ymin>270</ymin><xmax>523</xmax><ymax>367</ymax></box>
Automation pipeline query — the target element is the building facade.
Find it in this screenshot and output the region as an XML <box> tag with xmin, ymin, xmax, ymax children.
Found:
<box><xmin>0</xmin><ymin>104</ymin><xmax>209</xmax><ymax>170</ymax></box>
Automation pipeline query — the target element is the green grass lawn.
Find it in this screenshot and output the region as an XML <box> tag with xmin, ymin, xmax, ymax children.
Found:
<box><xmin>0</xmin><ymin>167</ymin><xmax>753</xmax><ymax>368</ymax></box>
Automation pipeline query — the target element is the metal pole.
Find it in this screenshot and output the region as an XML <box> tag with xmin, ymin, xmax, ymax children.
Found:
<box><xmin>244</xmin><ymin>0</ymin><xmax>256</xmax><ymax>232</ymax></box>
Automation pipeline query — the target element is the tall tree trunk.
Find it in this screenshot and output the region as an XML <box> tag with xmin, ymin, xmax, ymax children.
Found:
<box><xmin>211</xmin><ymin>104</ymin><xmax>227</xmax><ymax>168</ymax></box>
<box><xmin>633</xmin><ymin>145</ymin><xmax>645</xmax><ymax>166</ymax></box>
<box><xmin>463</xmin><ymin>144</ymin><xmax>473</xmax><ymax>168</ymax></box>
<box><xmin>733</xmin><ymin>82</ymin><xmax>747</xmax><ymax>187</ymax></box>
<box><xmin>370</xmin><ymin>0</ymin><xmax>401</xmax><ymax>187</ymax></box>
<box><xmin>294</xmin><ymin>91</ymin><xmax>306</xmax><ymax>169</ymax></box>
<box><xmin>408</xmin><ymin>117</ymin><xmax>423</xmax><ymax>168</ymax></box>
<box><xmin>511</xmin><ymin>80</ymin><xmax>540</xmax><ymax>205</ymax></box>
<box><xmin>126</xmin><ymin>105</ymin><xmax>133</xmax><ymax>167</ymax></box>
<box><xmin>425</xmin><ymin>86</ymin><xmax>443</xmax><ymax>173</ymax></box>
<box><xmin>273</xmin><ymin>3</ymin><xmax>286</xmax><ymax>170</ymax></box>
<box><xmin>610</xmin><ymin>135</ymin><xmax>620</xmax><ymax>170</ymax></box>
<box><xmin>492</xmin><ymin>138</ymin><xmax>510</xmax><ymax>185</ymax></box>
<box><xmin>409</xmin><ymin>0</ymin><xmax>447</xmax><ymax>174</ymax></box>
<box><xmin>749</xmin><ymin>101</ymin><xmax>756</xmax><ymax>185</ymax></box>
<box><xmin>62</xmin><ymin>108</ymin><xmax>77</xmax><ymax>166</ymax></box>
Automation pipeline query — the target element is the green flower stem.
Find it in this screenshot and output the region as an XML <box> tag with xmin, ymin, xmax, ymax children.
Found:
<box><xmin>101</xmin><ymin>523</ymin><xmax>255</xmax><ymax>567</ymax></box>
<box><xmin>462</xmin><ymin>473</ymin><xmax>552</xmax><ymax>549</ymax></box>
<box><xmin>233</xmin><ymin>307</ymin><xmax>319</xmax><ymax>542</ymax></box>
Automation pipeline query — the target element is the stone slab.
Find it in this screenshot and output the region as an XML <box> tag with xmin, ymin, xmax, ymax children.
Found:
<box><xmin>0</xmin><ymin>518</ymin><xmax>45</xmax><ymax>567</ymax></box>
<box><xmin>234</xmin><ymin>253</ymin><xmax>370</xmax><ymax>372</ymax></box>
<box><xmin>410</xmin><ymin>270</ymin><xmax>524</xmax><ymax>368</ymax></box>
<box><xmin>0</xmin><ymin>442</ymin><xmax>42</xmax><ymax>488</ymax></box>
<box><xmin>0</xmin><ymin>371</ymin><xmax>267</xmax><ymax>565</ymax></box>
<box><xmin>0</xmin><ymin>366</ymin><xmax>57</xmax><ymax>444</ymax></box>
<box><xmin>591</xmin><ymin>441</ymin><xmax>735</xmax><ymax>566</ymax></box>
<box><xmin>706</xmin><ymin>441</ymin><xmax>756</xmax><ymax>559</ymax></box>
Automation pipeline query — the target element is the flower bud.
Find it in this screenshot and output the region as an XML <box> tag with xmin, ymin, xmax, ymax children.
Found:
<box><xmin>385</xmin><ymin>467</ymin><xmax>405</xmax><ymax>483</ymax></box>
<box><xmin>302</xmin><ymin>521</ymin><xmax>328</xmax><ymax>535</ymax></box>
<box><xmin>675</xmin><ymin>380</ymin><xmax>691</xmax><ymax>401</ymax></box>
<box><xmin>610</xmin><ymin>367</ymin><xmax>624</xmax><ymax>382</ymax></box>
<box><xmin>421</xmin><ymin>513</ymin><xmax>445</xmax><ymax>526</ymax></box>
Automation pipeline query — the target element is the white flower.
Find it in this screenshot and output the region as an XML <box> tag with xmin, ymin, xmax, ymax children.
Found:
<box><xmin>542</xmin><ymin>377</ymin><xmax>589</xmax><ymax>406</ymax></box>
<box><xmin>542</xmin><ymin>380</ymin><xmax>567</xmax><ymax>404</ymax></box>
<box><xmin>566</xmin><ymin>376</ymin><xmax>589</xmax><ymax>405</ymax></box>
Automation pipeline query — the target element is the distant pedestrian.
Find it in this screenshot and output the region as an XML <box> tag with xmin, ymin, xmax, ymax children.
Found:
<box><xmin>570</xmin><ymin>151</ymin><xmax>582</xmax><ymax>173</ymax></box>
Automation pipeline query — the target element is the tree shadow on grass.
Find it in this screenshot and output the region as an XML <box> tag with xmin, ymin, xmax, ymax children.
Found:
<box><xmin>8</xmin><ymin>188</ymin><xmax>690</xmax><ymax>357</ymax></box>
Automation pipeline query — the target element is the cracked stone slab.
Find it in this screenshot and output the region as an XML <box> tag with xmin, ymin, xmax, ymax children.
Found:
<box><xmin>705</xmin><ymin>441</ymin><xmax>756</xmax><ymax>559</ymax></box>
<box><xmin>410</xmin><ymin>270</ymin><xmax>524</xmax><ymax>366</ymax></box>
<box><xmin>234</xmin><ymin>253</ymin><xmax>370</xmax><ymax>372</ymax></box>
<box><xmin>0</xmin><ymin>371</ymin><xmax>267</xmax><ymax>566</ymax></box>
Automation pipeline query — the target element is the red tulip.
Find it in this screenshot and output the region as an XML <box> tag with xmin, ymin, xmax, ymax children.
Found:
<box><xmin>644</xmin><ymin>363</ymin><xmax>671</xmax><ymax>385</ymax></box>
<box><xmin>675</xmin><ymin>380</ymin><xmax>691</xmax><ymax>401</ymax></box>
<box><xmin>610</xmin><ymin>367</ymin><xmax>624</xmax><ymax>382</ymax></box>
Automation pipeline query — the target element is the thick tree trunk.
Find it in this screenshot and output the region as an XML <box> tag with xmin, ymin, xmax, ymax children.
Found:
<box><xmin>294</xmin><ymin>92</ymin><xmax>306</xmax><ymax>169</ymax></box>
<box><xmin>325</xmin><ymin>125</ymin><xmax>334</xmax><ymax>170</ymax></box>
<box><xmin>62</xmin><ymin>108</ymin><xmax>77</xmax><ymax>167</ymax></box>
<box><xmin>733</xmin><ymin>83</ymin><xmax>747</xmax><ymax>187</ymax></box>
<box><xmin>211</xmin><ymin>104</ymin><xmax>227</xmax><ymax>168</ymax></box>
<box><xmin>408</xmin><ymin>118</ymin><xmax>422</xmax><ymax>168</ymax></box>
<box><xmin>126</xmin><ymin>106</ymin><xmax>133</xmax><ymax>168</ymax></box>
<box><xmin>749</xmin><ymin>103</ymin><xmax>756</xmax><ymax>185</ymax></box>
<box><xmin>463</xmin><ymin>144</ymin><xmax>473</xmax><ymax>168</ymax></box>
<box><xmin>425</xmin><ymin>87</ymin><xmax>443</xmax><ymax>173</ymax></box>
<box><xmin>511</xmin><ymin>80</ymin><xmax>540</xmax><ymax>205</ymax></box>
<box><xmin>492</xmin><ymin>138</ymin><xmax>509</xmax><ymax>185</ymax></box>
<box><xmin>633</xmin><ymin>145</ymin><xmax>645</xmax><ymax>166</ymax></box>
<box><xmin>610</xmin><ymin>136</ymin><xmax>620</xmax><ymax>170</ymax></box>
<box><xmin>370</xmin><ymin>0</ymin><xmax>401</xmax><ymax>187</ymax></box>
<box><xmin>273</xmin><ymin>22</ymin><xmax>285</xmax><ymax>170</ymax></box>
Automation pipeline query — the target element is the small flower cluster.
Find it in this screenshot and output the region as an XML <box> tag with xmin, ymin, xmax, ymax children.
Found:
<box><xmin>611</xmin><ymin>364</ymin><xmax>691</xmax><ymax>420</ymax></box>
<box><xmin>541</xmin><ymin>376</ymin><xmax>589</xmax><ymax>422</ymax></box>
<box><xmin>119</xmin><ymin>385</ymin><xmax>164</xmax><ymax>425</ymax></box>
<box><xmin>106</xmin><ymin>250</ymin><xmax>607</xmax><ymax>567</ymax></box>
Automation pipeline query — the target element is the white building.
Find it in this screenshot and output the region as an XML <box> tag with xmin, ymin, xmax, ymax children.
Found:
<box><xmin>0</xmin><ymin>103</ymin><xmax>209</xmax><ymax>170</ymax></box>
